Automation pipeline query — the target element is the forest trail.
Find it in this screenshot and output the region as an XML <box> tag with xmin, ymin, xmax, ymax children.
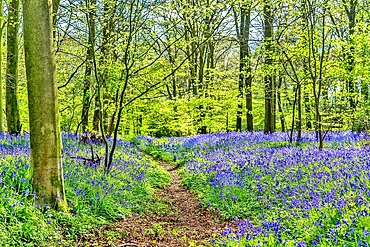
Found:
<box><xmin>80</xmin><ymin>158</ymin><xmax>228</xmax><ymax>247</ymax></box>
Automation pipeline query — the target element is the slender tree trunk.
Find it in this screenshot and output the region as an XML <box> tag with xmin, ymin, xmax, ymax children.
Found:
<box><xmin>52</xmin><ymin>0</ymin><xmax>60</xmax><ymax>26</ymax></box>
<box><xmin>263</xmin><ymin>0</ymin><xmax>273</xmax><ymax>134</ymax></box>
<box><xmin>304</xmin><ymin>84</ymin><xmax>312</xmax><ymax>129</ymax></box>
<box><xmin>23</xmin><ymin>0</ymin><xmax>67</xmax><ymax>210</ymax></box>
<box><xmin>169</xmin><ymin>51</ymin><xmax>177</xmax><ymax>98</ymax></box>
<box><xmin>93</xmin><ymin>0</ymin><xmax>116</xmax><ymax>132</ymax></box>
<box><xmin>187</xmin><ymin>20</ymin><xmax>198</xmax><ymax>96</ymax></box>
<box><xmin>244</xmin><ymin>8</ymin><xmax>254</xmax><ymax>133</ymax></box>
<box><xmin>198</xmin><ymin>46</ymin><xmax>205</xmax><ymax>92</ymax></box>
<box><xmin>245</xmin><ymin>75</ymin><xmax>253</xmax><ymax>131</ymax></box>
<box><xmin>6</xmin><ymin>0</ymin><xmax>21</xmax><ymax>134</ymax></box>
<box><xmin>107</xmin><ymin>89</ymin><xmax>119</xmax><ymax>136</ymax></box>
<box><xmin>236</xmin><ymin>23</ymin><xmax>244</xmax><ymax>132</ymax></box>
<box><xmin>93</xmin><ymin>96</ymin><xmax>100</xmax><ymax>132</ymax></box>
<box><xmin>346</xmin><ymin>0</ymin><xmax>356</xmax><ymax>111</ymax></box>
<box><xmin>277</xmin><ymin>91</ymin><xmax>285</xmax><ymax>132</ymax></box>
<box><xmin>81</xmin><ymin>0</ymin><xmax>96</xmax><ymax>133</ymax></box>
<box><xmin>276</xmin><ymin>75</ymin><xmax>285</xmax><ymax>132</ymax></box>
<box><xmin>345</xmin><ymin>0</ymin><xmax>356</xmax><ymax>130</ymax></box>
<box><xmin>0</xmin><ymin>1</ymin><xmax>4</xmax><ymax>133</ymax></box>
<box><xmin>236</xmin><ymin>43</ymin><xmax>243</xmax><ymax>132</ymax></box>
<box><xmin>205</xmin><ymin>34</ymin><xmax>214</xmax><ymax>97</ymax></box>
<box><xmin>290</xmin><ymin>84</ymin><xmax>298</xmax><ymax>143</ymax></box>
<box><xmin>101</xmin><ymin>0</ymin><xmax>118</xmax><ymax>133</ymax></box>
<box><xmin>297</xmin><ymin>82</ymin><xmax>302</xmax><ymax>140</ymax></box>
<box><xmin>271</xmin><ymin>73</ymin><xmax>276</xmax><ymax>131</ymax></box>
<box><xmin>235</xmin><ymin>3</ymin><xmax>253</xmax><ymax>132</ymax></box>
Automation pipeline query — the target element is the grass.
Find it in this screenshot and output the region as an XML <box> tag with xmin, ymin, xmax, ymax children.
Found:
<box><xmin>4</xmin><ymin>131</ymin><xmax>370</xmax><ymax>246</ymax></box>
<box><xmin>0</xmin><ymin>133</ymin><xmax>171</xmax><ymax>246</ymax></box>
<box><xmin>135</xmin><ymin>131</ymin><xmax>370</xmax><ymax>246</ymax></box>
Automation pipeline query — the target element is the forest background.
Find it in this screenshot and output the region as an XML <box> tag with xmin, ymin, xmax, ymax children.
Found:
<box><xmin>0</xmin><ymin>0</ymin><xmax>368</xmax><ymax>140</ymax></box>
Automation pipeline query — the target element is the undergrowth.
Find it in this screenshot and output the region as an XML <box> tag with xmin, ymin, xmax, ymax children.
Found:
<box><xmin>0</xmin><ymin>133</ymin><xmax>171</xmax><ymax>246</ymax></box>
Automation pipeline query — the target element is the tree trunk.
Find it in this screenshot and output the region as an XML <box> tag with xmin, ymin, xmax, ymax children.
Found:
<box><xmin>93</xmin><ymin>0</ymin><xmax>116</xmax><ymax>133</ymax></box>
<box><xmin>235</xmin><ymin>3</ymin><xmax>253</xmax><ymax>132</ymax></box>
<box><xmin>52</xmin><ymin>0</ymin><xmax>60</xmax><ymax>26</ymax></box>
<box><xmin>271</xmin><ymin>73</ymin><xmax>276</xmax><ymax>131</ymax></box>
<box><xmin>168</xmin><ymin>50</ymin><xmax>177</xmax><ymax>98</ymax></box>
<box><xmin>263</xmin><ymin>0</ymin><xmax>273</xmax><ymax>134</ymax></box>
<box><xmin>0</xmin><ymin>1</ymin><xmax>4</xmax><ymax>132</ymax></box>
<box><xmin>276</xmin><ymin>75</ymin><xmax>285</xmax><ymax>132</ymax></box>
<box><xmin>93</xmin><ymin>96</ymin><xmax>100</xmax><ymax>132</ymax></box>
<box><xmin>346</xmin><ymin>0</ymin><xmax>356</xmax><ymax>111</ymax></box>
<box><xmin>23</xmin><ymin>0</ymin><xmax>67</xmax><ymax>210</ymax></box>
<box><xmin>297</xmin><ymin>82</ymin><xmax>302</xmax><ymax>140</ymax></box>
<box><xmin>81</xmin><ymin>0</ymin><xmax>96</xmax><ymax>133</ymax></box>
<box><xmin>6</xmin><ymin>0</ymin><xmax>21</xmax><ymax>134</ymax></box>
<box><xmin>100</xmin><ymin>0</ymin><xmax>118</xmax><ymax>133</ymax></box>
<box><xmin>236</xmin><ymin>31</ymin><xmax>243</xmax><ymax>132</ymax></box>
<box><xmin>304</xmin><ymin>84</ymin><xmax>312</xmax><ymax>129</ymax></box>
<box><xmin>245</xmin><ymin>19</ymin><xmax>253</xmax><ymax>132</ymax></box>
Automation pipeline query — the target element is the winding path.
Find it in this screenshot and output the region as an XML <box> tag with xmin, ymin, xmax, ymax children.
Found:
<box><xmin>75</xmin><ymin>154</ymin><xmax>232</xmax><ymax>246</ymax></box>
<box><xmin>111</xmin><ymin>159</ymin><xmax>228</xmax><ymax>247</ymax></box>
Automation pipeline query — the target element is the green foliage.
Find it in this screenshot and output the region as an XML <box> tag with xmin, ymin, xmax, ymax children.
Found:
<box><xmin>146</xmin><ymin>164</ymin><xmax>172</xmax><ymax>189</ymax></box>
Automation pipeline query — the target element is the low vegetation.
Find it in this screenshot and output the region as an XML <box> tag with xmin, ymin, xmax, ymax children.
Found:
<box><xmin>0</xmin><ymin>133</ymin><xmax>171</xmax><ymax>246</ymax></box>
<box><xmin>135</xmin><ymin>131</ymin><xmax>370</xmax><ymax>246</ymax></box>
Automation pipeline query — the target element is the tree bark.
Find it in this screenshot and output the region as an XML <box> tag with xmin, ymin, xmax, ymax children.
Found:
<box><xmin>235</xmin><ymin>3</ymin><xmax>253</xmax><ymax>132</ymax></box>
<box><xmin>263</xmin><ymin>0</ymin><xmax>274</xmax><ymax>134</ymax></box>
<box><xmin>297</xmin><ymin>82</ymin><xmax>302</xmax><ymax>139</ymax></box>
<box><xmin>81</xmin><ymin>0</ymin><xmax>96</xmax><ymax>132</ymax></box>
<box><xmin>304</xmin><ymin>84</ymin><xmax>312</xmax><ymax>129</ymax></box>
<box><xmin>346</xmin><ymin>0</ymin><xmax>356</xmax><ymax>111</ymax></box>
<box><xmin>276</xmin><ymin>74</ymin><xmax>285</xmax><ymax>131</ymax></box>
<box><xmin>6</xmin><ymin>0</ymin><xmax>21</xmax><ymax>134</ymax></box>
<box><xmin>0</xmin><ymin>0</ymin><xmax>4</xmax><ymax>132</ymax></box>
<box><xmin>23</xmin><ymin>0</ymin><xmax>67</xmax><ymax>210</ymax></box>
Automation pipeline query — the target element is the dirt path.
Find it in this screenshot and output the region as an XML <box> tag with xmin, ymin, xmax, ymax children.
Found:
<box><xmin>85</xmin><ymin>159</ymin><xmax>229</xmax><ymax>247</ymax></box>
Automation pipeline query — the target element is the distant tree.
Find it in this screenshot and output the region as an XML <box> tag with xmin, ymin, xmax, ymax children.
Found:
<box><xmin>301</xmin><ymin>0</ymin><xmax>329</xmax><ymax>150</ymax></box>
<box><xmin>80</xmin><ymin>0</ymin><xmax>96</xmax><ymax>133</ymax></box>
<box><xmin>6</xmin><ymin>0</ymin><xmax>21</xmax><ymax>134</ymax></box>
<box><xmin>234</xmin><ymin>1</ymin><xmax>253</xmax><ymax>132</ymax></box>
<box><xmin>345</xmin><ymin>0</ymin><xmax>357</xmax><ymax>112</ymax></box>
<box><xmin>23</xmin><ymin>0</ymin><xmax>67</xmax><ymax>210</ymax></box>
<box><xmin>263</xmin><ymin>0</ymin><xmax>274</xmax><ymax>134</ymax></box>
<box><xmin>0</xmin><ymin>0</ymin><xmax>4</xmax><ymax>132</ymax></box>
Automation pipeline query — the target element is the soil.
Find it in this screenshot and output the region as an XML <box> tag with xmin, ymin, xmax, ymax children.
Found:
<box><xmin>77</xmin><ymin>158</ymin><xmax>230</xmax><ymax>247</ymax></box>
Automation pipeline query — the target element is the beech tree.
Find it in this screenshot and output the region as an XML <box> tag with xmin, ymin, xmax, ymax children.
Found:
<box><xmin>6</xmin><ymin>0</ymin><xmax>21</xmax><ymax>134</ymax></box>
<box><xmin>234</xmin><ymin>1</ymin><xmax>253</xmax><ymax>132</ymax></box>
<box><xmin>80</xmin><ymin>0</ymin><xmax>97</xmax><ymax>133</ymax></box>
<box><xmin>23</xmin><ymin>0</ymin><xmax>67</xmax><ymax>210</ymax></box>
<box><xmin>263</xmin><ymin>0</ymin><xmax>274</xmax><ymax>133</ymax></box>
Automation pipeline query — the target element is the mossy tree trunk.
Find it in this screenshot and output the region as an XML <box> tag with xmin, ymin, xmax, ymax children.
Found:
<box><xmin>23</xmin><ymin>0</ymin><xmax>67</xmax><ymax>210</ymax></box>
<box><xmin>6</xmin><ymin>0</ymin><xmax>21</xmax><ymax>134</ymax></box>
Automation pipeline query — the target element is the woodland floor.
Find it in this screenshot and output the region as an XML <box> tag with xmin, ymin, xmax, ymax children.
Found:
<box><xmin>76</xmin><ymin>158</ymin><xmax>230</xmax><ymax>247</ymax></box>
